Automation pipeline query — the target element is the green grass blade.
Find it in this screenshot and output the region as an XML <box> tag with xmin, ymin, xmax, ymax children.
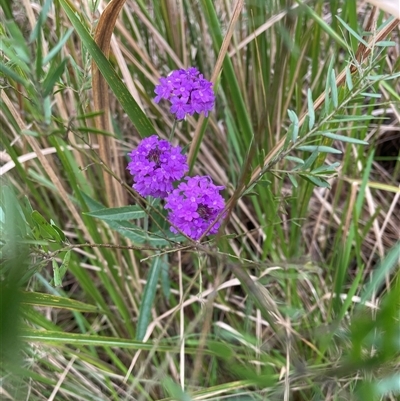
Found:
<box><xmin>136</xmin><ymin>255</ymin><xmax>162</xmax><ymax>341</ymax></box>
<box><xmin>58</xmin><ymin>0</ymin><xmax>154</xmax><ymax>138</ymax></box>
<box><xmin>20</xmin><ymin>292</ymin><xmax>104</xmax><ymax>313</ymax></box>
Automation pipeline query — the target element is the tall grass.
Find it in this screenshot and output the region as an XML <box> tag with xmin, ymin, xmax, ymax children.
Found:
<box><xmin>1</xmin><ymin>1</ymin><xmax>399</xmax><ymax>400</ymax></box>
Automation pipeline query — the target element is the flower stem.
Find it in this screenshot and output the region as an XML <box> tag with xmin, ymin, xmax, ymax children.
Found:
<box><xmin>169</xmin><ymin>119</ymin><xmax>178</xmax><ymax>141</ymax></box>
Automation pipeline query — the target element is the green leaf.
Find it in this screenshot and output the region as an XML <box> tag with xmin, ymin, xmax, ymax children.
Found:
<box><xmin>52</xmin><ymin>260</ymin><xmax>62</xmax><ymax>288</ymax></box>
<box><xmin>360</xmin><ymin>92</ymin><xmax>381</xmax><ymax>99</ymax></box>
<box><xmin>288</xmin><ymin>109</ymin><xmax>299</xmax><ymax>142</ymax></box>
<box><xmin>307</xmin><ymin>89</ymin><xmax>315</xmax><ymax>130</ymax></box>
<box><xmin>375</xmin><ymin>41</ymin><xmax>396</xmax><ymax>47</ymax></box>
<box><xmin>301</xmin><ymin>151</ymin><xmax>319</xmax><ymax>170</ymax></box>
<box><xmin>360</xmin><ymin>243</ymin><xmax>400</xmax><ymax>303</ymax></box>
<box><xmin>42</xmin><ymin>57</ymin><xmax>69</xmax><ymax>97</ymax></box>
<box><xmin>311</xmin><ymin>162</ymin><xmax>340</xmax><ymax>174</ymax></box>
<box><xmin>345</xmin><ymin>67</ymin><xmax>353</xmax><ymax>91</ymax></box>
<box><xmin>59</xmin><ymin>0</ymin><xmax>154</xmax><ymax>138</ymax></box>
<box><xmin>299</xmin><ymin>174</ymin><xmax>330</xmax><ymax>188</ymax></box>
<box><xmin>59</xmin><ymin>251</ymin><xmax>71</xmax><ymax>282</ymax></box>
<box><xmin>42</xmin><ymin>28</ymin><xmax>74</xmax><ymax>65</ymax></box>
<box><xmin>297</xmin><ymin>145</ymin><xmax>342</xmax><ymax>154</ymax></box>
<box><xmin>20</xmin><ymin>328</ymin><xmax>217</xmax><ymax>355</ymax></box>
<box><xmin>325</xmin><ymin>57</ymin><xmax>335</xmax><ymax>115</ymax></box>
<box><xmin>50</xmin><ymin>220</ymin><xmax>66</xmax><ymax>242</ymax></box>
<box><xmin>31</xmin><ymin>211</ymin><xmax>63</xmax><ymax>242</ymax></box>
<box><xmin>160</xmin><ymin>254</ymin><xmax>170</xmax><ymax>299</ymax></box>
<box><xmin>285</xmin><ymin>156</ymin><xmax>304</xmax><ymax>165</ymax></box>
<box><xmin>5</xmin><ymin>20</ymin><xmax>30</xmax><ymax>62</ymax></box>
<box><xmin>20</xmin><ymin>292</ymin><xmax>102</xmax><ymax>313</ymax></box>
<box><xmin>0</xmin><ymin>61</ymin><xmax>29</xmax><ymax>86</ymax></box>
<box><xmin>330</xmin><ymin>68</ymin><xmax>338</xmax><ymax>108</ymax></box>
<box><xmin>84</xmin><ymin>206</ymin><xmax>146</xmax><ymax>221</ymax></box>
<box><xmin>287</xmin><ymin>174</ymin><xmax>298</xmax><ymax>188</ymax></box>
<box><xmin>336</xmin><ymin>15</ymin><xmax>369</xmax><ymax>47</ymax></box>
<box><xmin>321</xmin><ymin>132</ymin><xmax>368</xmax><ymax>145</ymax></box>
<box><xmin>52</xmin><ymin>251</ymin><xmax>71</xmax><ymax>287</ymax></box>
<box><xmin>330</xmin><ymin>115</ymin><xmax>376</xmax><ymax>122</ymax></box>
<box><xmin>136</xmin><ymin>256</ymin><xmax>162</xmax><ymax>341</ymax></box>
<box><xmin>163</xmin><ymin>377</ymin><xmax>193</xmax><ymax>401</ymax></box>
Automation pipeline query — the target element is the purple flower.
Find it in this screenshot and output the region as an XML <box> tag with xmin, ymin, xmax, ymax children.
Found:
<box><xmin>154</xmin><ymin>67</ymin><xmax>215</xmax><ymax>120</ymax></box>
<box><xmin>127</xmin><ymin>135</ymin><xmax>188</xmax><ymax>198</ymax></box>
<box><xmin>165</xmin><ymin>175</ymin><xmax>225</xmax><ymax>240</ymax></box>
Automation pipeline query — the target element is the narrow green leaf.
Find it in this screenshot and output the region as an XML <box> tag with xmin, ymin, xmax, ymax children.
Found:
<box><xmin>20</xmin><ymin>292</ymin><xmax>101</xmax><ymax>313</ymax></box>
<box><xmin>330</xmin><ymin>115</ymin><xmax>376</xmax><ymax>122</ymax></box>
<box><xmin>299</xmin><ymin>174</ymin><xmax>330</xmax><ymax>188</ymax></box>
<box><xmin>42</xmin><ymin>28</ymin><xmax>74</xmax><ymax>65</ymax></box>
<box><xmin>301</xmin><ymin>151</ymin><xmax>319</xmax><ymax>170</ymax></box>
<box><xmin>136</xmin><ymin>256</ymin><xmax>162</xmax><ymax>341</ymax></box>
<box><xmin>57</xmin><ymin>251</ymin><xmax>71</xmax><ymax>287</ymax></box>
<box><xmin>5</xmin><ymin>20</ymin><xmax>30</xmax><ymax>62</ymax></box>
<box><xmin>321</xmin><ymin>132</ymin><xmax>368</xmax><ymax>145</ymax></box>
<box><xmin>50</xmin><ymin>220</ymin><xmax>66</xmax><ymax>242</ymax></box>
<box><xmin>42</xmin><ymin>57</ymin><xmax>69</xmax><ymax>97</ymax></box>
<box><xmin>336</xmin><ymin>15</ymin><xmax>369</xmax><ymax>47</ymax></box>
<box><xmin>311</xmin><ymin>162</ymin><xmax>340</xmax><ymax>174</ymax></box>
<box><xmin>21</xmin><ymin>129</ymin><xmax>39</xmax><ymax>137</ymax></box>
<box><xmin>31</xmin><ymin>211</ymin><xmax>63</xmax><ymax>242</ymax></box>
<box><xmin>20</xmin><ymin>329</ymin><xmax>218</xmax><ymax>355</ymax></box>
<box><xmin>360</xmin><ymin>92</ymin><xmax>381</xmax><ymax>98</ymax></box>
<box><xmin>297</xmin><ymin>145</ymin><xmax>342</xmax><ymax>154</ymax></box>
<box><xmin>345</xmin><ymin>67</ymin><xmax>353</xmax><ymax>91</ymax></box>
<box><xmin>307</xmin><ymin>89</ymin><xmax>315</xmax><ymax>130</ymax></box>
<box><xmin>375</xmin><ymin>41</ymin><xmax>396</xmax><ymax>47</ymax></box>
<box><xmin>160</xmin><ymin>254</ymin><xmax>170</xmax><ymax>299</ymax></box>
<box><xmin>59</xmin><ymin>0</ymin><xmax>154</xmax><ymax>137</ymax></box>
<box><xmin>285</xmin><ymin>156</ymin><xmax>304</xmax><ymax>165</ymax></box>
<box><xmin>84</xmin><ymin>206</ymin><xmax>146</xmax><ymax>221</ymax></box>
<box><xmin>0</xmin><ymin>62</ymin><xmax>29</xmax><ymax>86</ymax></box>
<box><xmin>52</xmin><ymin>260</ymin><xmax>62</xmax><ymax>287</ymax></box>
<box><xmin>360</xmin><ymin>243</ymin><xmax>400</xmax><ymax>303</ymax></box>
<box><xmin>330</xmin><ymin>68</ymin><xmax>338</xmax><ymax>108</ymax></box>
<box><xmin>325</xmin><ymin>57</ymin><xmax>335</xmax><ymax>115</ymax></box>
<box><xmin>287</xmin><ymin>174</ymin><xmax>298</xmax><ymax>188</ymax></box>
<box><xmin>288</xmin><ymin>109</ymin><xmax>299</xmax><ymax>142</ymax></box>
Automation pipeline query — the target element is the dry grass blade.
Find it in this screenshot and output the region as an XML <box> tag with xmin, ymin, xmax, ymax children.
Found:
<box><xmin>92</xmin><ymin>0</ymin><xmax>127</xmax><ymax>207</ymax></box>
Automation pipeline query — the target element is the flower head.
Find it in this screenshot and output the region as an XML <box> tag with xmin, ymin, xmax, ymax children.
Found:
<box><xmin>154</xmin><ymin>67</ymin><xmax>215</xmax><ymax>120</ymax></box>
<box><xmin>165</xmin><ymin>175</ymin><xmax>225</xmax><ymax>240</ymax></box>
<box><xmin>127</xmin><ymin>135</ymin><xmax>188</xmax><ymax>198</ymax></box>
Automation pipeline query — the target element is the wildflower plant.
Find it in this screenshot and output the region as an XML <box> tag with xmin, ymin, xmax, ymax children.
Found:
<box><xmin>127</xmin><ymin>68</ymin><xmax>225</xmax><ymax>241</ymax></box>
<box><xmin>154</xmin><ymin>67</ymin><xmax>215</xmax><ymax>120</ymax></box>
<box><xmin>165</xmin><ymin>176</ymin><xmax>225</xmax><ymax>240</ymax></box>
<box><xmin>127</xmin><ymin>135</ymin><xmax>188</xmax><ymax>199</ymax></box>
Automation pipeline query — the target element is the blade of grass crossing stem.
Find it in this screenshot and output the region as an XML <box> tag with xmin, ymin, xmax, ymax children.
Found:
<box><xmin>59</xmin><ymin>0</ymin><xmax>154</xmax><ymax>138</ymax></box>
<box><xmin>136</xmin><ymin>255</ymin><xmax>162</xmax><ymax>341</ymax></box>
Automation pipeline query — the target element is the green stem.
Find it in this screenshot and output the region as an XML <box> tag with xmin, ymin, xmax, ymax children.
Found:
<box><xmin>169</xmin><ymin>119</ymin><xmax>178</xmax><ymax>141</ymax></box>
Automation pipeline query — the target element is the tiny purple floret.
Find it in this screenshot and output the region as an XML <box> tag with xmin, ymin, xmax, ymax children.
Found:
<box><xmin>127</xmin><ymin>135</ymin><xmax>188</xmax><ymax>199</ymax></box>
<box><xmin>165</xmin><ymin>175</ymin><xmax>225</xmax><ymax>240</ymax></box>
<box><xmin>154</xmin><ymin>67</ymin><xmax>215</xmax><ymax>120</ymax></box>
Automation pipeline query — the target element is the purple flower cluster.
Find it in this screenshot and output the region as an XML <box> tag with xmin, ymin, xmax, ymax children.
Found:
<box><xmin>127</xmin><ymin>135</ymin><xmax>188</xmax><ymax>199</ymax></box>
<box><xmin>165</xmin><ymin>176</ymin><xmax>225</xmax><ymax>240</ymax></box>
<box><xmin>154</xmin><ymin>67</ymin><xmax>215</xmax><ymax>120</ymax></box>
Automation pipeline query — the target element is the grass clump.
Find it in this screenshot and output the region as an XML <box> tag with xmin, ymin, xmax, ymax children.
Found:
<box><xmin>1</xmin><ymin>1</ymin><xmax>399</xmax><ymax>400</ymax></box>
